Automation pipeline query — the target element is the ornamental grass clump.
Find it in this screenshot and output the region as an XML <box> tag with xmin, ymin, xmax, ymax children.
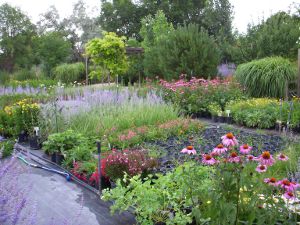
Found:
<box><xmin>235</xmin><ymin>57</ymin><xmax>297</xmax><ymax>98</ymax></box>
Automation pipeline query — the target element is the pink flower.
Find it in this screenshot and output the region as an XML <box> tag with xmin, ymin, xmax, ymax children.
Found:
<box><xmin>246</xmin><ymin>155</ymin><xmax>258</xmax><ymax>162</ymax></box>
<box><xmin>277</xmin><ymin>179</ymin><xmax>299</xmax><ymax>192</ymax></box>
<box><xmin>256</xmin><ymin>165</ymin><xmax>267</xmax><ymax>173</ymax></box>
<box><xmin>264</xmin><ymin>177</ymin><xmax>278</xmax><ymax>186</ymax></box>
<box><xmin>239</xmin><ymin>144</ymin><xmax>252</xmax><ymax>154</ymax></box>
<box><xmin>283</xmin><ymin>192</ymin><xmax>297</xmax><ymax>200</ymax></box>
<box><xmin>221</xmin><ymin>133</ymin><xmax>238</xmax><ymax>147</ymax></box>
<box><xmin>212</xmin><ymin>144</ymin><xmax>228</xmax><ymax>155</ymax></box>
<box><xmin>228</xmin><ymin>152</ymin><xmax>241</xmax><ymax>163</ymax></box>
<box><xmin>277</xmin><ymin>153</ymin><xmax>289</xmax><ymax>161</ymax></box>
<box><xmin>202</xmin><ymin>154</ymin><xmax>218</xmax><ymax>165</ymax></box>
<box><xmin>181</xmin><ymin>146</ymin><xmax>197</xmax><ymax>155</ymax></box>
<box><xmin>258</xmin><ymin>151</ymin><xmax>275</xmax><ymax>166</ymax></box>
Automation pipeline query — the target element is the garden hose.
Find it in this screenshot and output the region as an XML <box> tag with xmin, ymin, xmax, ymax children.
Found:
<box><xmin>17</xmin><ymin>154</ymin><xmax>71</xmax><ymax>181</ymax></box>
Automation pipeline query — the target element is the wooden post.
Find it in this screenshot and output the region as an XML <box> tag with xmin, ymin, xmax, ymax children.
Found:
<box><xmin>97</xmin><ymin>141</ymin><xmax>102</xmax><ymax>195</ymax></box>
<box><xmin>297</xmin><ymin>48</ymin><xmax>300</xmax><ymax>97</ymax></box>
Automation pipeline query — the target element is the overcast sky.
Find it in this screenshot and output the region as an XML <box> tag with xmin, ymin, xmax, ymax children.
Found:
<box><xmin>0</xmin><ymin>0</ymin><xmax>297</xmax><ymax>33</ymax></box>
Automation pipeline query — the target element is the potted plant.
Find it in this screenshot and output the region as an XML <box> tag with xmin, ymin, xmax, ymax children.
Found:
<box><xmin>225</xmin><ymin>109</ymin><xmax>233</xmax><ymax>124</ymax></box>
<box><xmin>208</xmin><ymin>103</ymin><xmax>222</xmax><ymax>123</ymax></box>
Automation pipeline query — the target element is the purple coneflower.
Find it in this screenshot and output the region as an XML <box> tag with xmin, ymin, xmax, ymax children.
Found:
<box><xmin>221</xmin><ymin>133</ymin><xmax>238</xmax><ymax>147</ymax></box>
<box><xmin>256</xmin><ymin>165</ymin><xmax>267</xmax><ymax>173</ymax></box>
<box><xmin>181</xmin><ymin>146</ymin><xmax>197</xmax><ymax>155</ymax></box>
<box><xmin>258</xmin><ymin>151</ymin><xmax>275</xmax><ymax>166</ymax></box>
<box><xmin>239</xmin><ymin>144</ymin><xmax>252</xmax><ymax>154</ymax></box>
<box><xmin>212</xmin><ymin>144</ymin><xmax>227</xmax><ymax>155</ymax></box>
<box><xmin>202</xmin><ymin>154</ymin><xmax>218</xmax><ymax>165</ymax></box>
<box><xmin>277</xmin><ymin>153</ymin><xmax>289</xmax><ymax>161</ymax></box>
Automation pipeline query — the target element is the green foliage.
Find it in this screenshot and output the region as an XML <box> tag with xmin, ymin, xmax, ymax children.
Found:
<box><xmin>0</xmin><ymin>70</ymin><xmax>10</xmax><ymax>84</ymax></box>
<box><xmin>236</xmin><ymin>12</ymin><xmax>300</xmax><ymax>63</ymax></box>
<box><xmin>226</xmin><ymin>98</ymin><xmax>279</xmax><ymax>129</ymax></box>
<box><xmin>99</xmin><ymin>0</ymin><xmax>233</xmax><ymax>41</ymax></box>
<box><xmin>0</xmin><ymin>3</ymin><xmax>36</xmax><ymax>72</ymax></box>
<box><xmin>235</xmin><ymin>57</ymin><xmax>297</xmax><ymax>98</ymax></box>
<box><xmin>10</xmin><ymin>100</ymin><xmax>40</xmax><ymax>136</ymax></box>
<box><xmin>0</xmin><ymin>139</ymin><xmax>14</xmax><ymax>158</ymax></box>
<box><xmin>53</xmin><ymin>62</ymin><xmax>85</xmax><ymax>83</ymax></box>
<box><xmin>86</xmin><ymin>32</ymin><xmax>128</xmax><ymax>81</ymax></box>
<box><xmin>34</xmin><ymin>32</ymin><xmax>72</xmax><ymax>76</ymax></box>
<box><xmin>11</xmin><ymin>69</ymin><xmax>36</xmax><ymax>81</ymax></box>
<box><xmin>145</xmin><ymin>24</ymin><xmax>220</xmax><ymax>79</ymax></box>
<box><xmin>42</xmin><ymin>129</ymin><xmax>89</xmax><ymax>155</ymax></box>
<box><xmin>102</xmin><ymin>162</ymin><xmax>214</xmax><ymax>225</ymax></box>
<box><xmin>161</xmin><ymin>80</ymin><xmax>245</xmax><ymax>116</ymax></box>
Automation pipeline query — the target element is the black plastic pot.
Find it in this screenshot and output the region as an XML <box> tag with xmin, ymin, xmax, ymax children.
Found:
<box><xmin>55</xmin><ymin>152</ymin><xmax>64</xmax><ymax>165</ymax></box>
<box><xmin>218</xmin><ymin>116</ymin><xmax>226</xmax><ymax>123</ymax></box>
<box><xmin>226</xmin><ymin>117</ymin><xmax>233</xmax><ymax>124</ymax></box>
<box><xmin>211</xmin><ymin>115</ymin><xmax>218</xmax><ymax>122</ymax></box>
<box><xmin>18</xmin><ymin>131</ymin><xmax>28</xmax><ymax>143</ymax></box>
<box><xmin>51</xmin><ymin>153</ymin><xmax>57</xmax><ymax>163</ymax></box>
<box><xmin>29</xmin><ymin>136</ymin><xmax>39</xmax><ymax>150</ymax></box>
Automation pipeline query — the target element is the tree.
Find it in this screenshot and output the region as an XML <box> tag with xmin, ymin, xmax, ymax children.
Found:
<box><xmin>147</xmin><ymin>24</ymin><xmax>221</xmax><ymax>80</ymax></box>
<box><xmin>236</xmin><ymin>11</ymin><xmax>300</xmax><ymax>63</ymax></box>
<box><xmin>99</xmin><ymin>0</ymin><xmax>233</xmax><ymax>40</ymax></box>
<box><xmin>34</xmin><ymin>32</ymin><xmax>71</xmax><ymax>75</ymax></box>
<box><xmin>0</xmin><ymin>3</ymin><xmax>36</xmax><ymax>72</ymax></box>
<box><xmin>140</xmin><ymin>10</ymin><xmax>174</xmax><ymax>76</ymax></box>
<box><xmin>85</xmin><ymin>32</ymin><xmax>128</xmax><ymax>82</ymax></box>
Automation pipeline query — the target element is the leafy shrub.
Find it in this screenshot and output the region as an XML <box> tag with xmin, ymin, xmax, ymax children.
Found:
<box><xmin>160</xmin><ymin>77</ymin><xmax>246</xmax><ymax>115</ymax></box>
<box><xmin>235</xmin><ymin>57</ymin><xmax>297</xmax><ymax>98</ymax></box>
<box><xmin>10</xmin><ymin>99</ymin><xmax>40</xmax><ymax>136</ymax></box>
<box><xmin>145</xmin><ymin>24</ymin><xmax>220</xmax><ymax>80</ymax></box>
<box><xmin>11</xmin><ymin>69</ymin><xmax>36</xmax><ymax>81</ymax></box>
<box><xmin>0</xmin><ymin>70</ymin><xmax>10</xmax><ymax>84</ymax></box>
<box><xmin>0</xmin><ymin>139</ymin><xmax>14</xmax><ymax>158</ymax></box>
<box><xmin>53</xmin><ymin>63</ymin><xmax>85</xmax><ymax>83</ymax></box>
<box><xmin>43</xmin><ymin>130</ymin><xmax>90</xmax><ymax>155</ymax></box>
<box><xmin>227</xmin><ymin>98</ymin><xmax>300</xmax><ymax>129</ymax></box>
<box><xmin>102</xmin><ymin>162</ymin><xmax>213</xmax><ymax>224</ymax></box>
<box><xmin>226</xmin><ymin>98</ymin><xmax>279</xmax><ymax>128</ymax></box>
<box><xmin>103</xmin><ymin>149</ymin><xmax>157</xmax><ymax>182</ymax></box>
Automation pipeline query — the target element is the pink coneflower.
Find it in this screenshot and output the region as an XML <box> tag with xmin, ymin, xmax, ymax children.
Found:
<box><xmin>202</xmin><ymin>154</ymin><xmax>218</xmax><ymax>165</ymax></box>
<box><xmin>277</xmin><ymin>179</ymin><xmax>299</xmax><ymax>192</ymax></box>
<box><xmin>228</xmin><ymin>152</ymin><xmax>240</xmax><ymax>163</ymax></box>
<box><xmin>258</xmin><ymin>151</ymin><xmax>275</xmax><ymax>166</ymax></box>
<box><xmin>277</xmin><ymin>153</ymin><xmax>289</xmax><ymax>161</ymax></box>
<box><xmin>264</xmin><ymin>177</ymin><xmax>278</xmax><ymax>186</ymax></box>
<box><xmin>283</xmin><ymin>191</ymin><xmax>297</xmax><ymax>200</ymax></box>
<box><xmin>256</xmin><ymin>165</ymin><xmax>267</xmax><ymax>173</ymax></box>
<box><xmin>239</xmin><ymin>144</ymin><xmax>252</xmax><ymax>154</ymax></box>
<box><xmin>212</xmin><ymin>144</ymin><xmax>228</xmax><ymax>155</ymax></box>
<box><xmin>246</xmin><ymin>155</ymin><xmax>257</xmax><ymax>161</ymax></box>
<box><xmin>221</xmin><ymin>133</ymin><xmax>238</xmax><ymax>147</ymax></box>
<box><xmin>181</xmin><ymin>146</ymin><xmax>197</xmax><ymax>155</ymax></box>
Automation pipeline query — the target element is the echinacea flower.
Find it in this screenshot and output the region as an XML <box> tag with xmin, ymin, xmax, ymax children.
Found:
<box><xmin>256</xmin><ymin>165</ymin><xmax>267</xmax><ymax>173</ymax></box>
<box><xmin>221</xmin><ymin>133</ymin><xmax>238</xmax><ymax>147</ymax></box>
<box><xmin>258</xmin><ymin>151</ymin><xmax>275</xmax><ymax>166</ymax></box>
<box><xmin>202</xmin><ymin>154</ymin><xmax>218</xmax><ymax>165</ymax></box>
<box><xmin>239</xmin><ymin>144</ymin><xmax>252</xmax><ymax>154</ymax></box>
<box><xmin>283</xmin><ymin>192</ymin><xmax>297</xmax><ymax>200</ymax></box>
<box><xmin>246</xmin><ymin>155</ymin><xmax>257</xmax><ymax>161</ymax></box>
<box><xmin>228</xmin><ymin>152</ymin><xmax>240</xmax><ymax>163</ymax></box>
<box><xmin>264</xmin><ymin>177</ymin><xmax>278</xmax><ymax>186</ymax></box>
<box><xmin>277</xmin><ymin>179</ymin><xmax>299</xmax><ymax>192</ymax></box>
<box><xmin>181</xmin><ymin>146</ymin><xmax>197</xmax><ymax>155</ymax></box>
<box><xmin>277</xmin><ymin>153</ymin><xmax>289</xmax><ymax>161</ymax></box>
<box><xmin>212</xmin><ymin>144</ymin><xmax>228</xmax><ymax>155</ymax></box>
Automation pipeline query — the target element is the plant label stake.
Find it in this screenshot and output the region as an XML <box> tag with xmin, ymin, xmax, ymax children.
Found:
<box><xmin>97</xmin><ymin>141</ymin><xmax>102</xmax><ymax>195</ymax></box>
